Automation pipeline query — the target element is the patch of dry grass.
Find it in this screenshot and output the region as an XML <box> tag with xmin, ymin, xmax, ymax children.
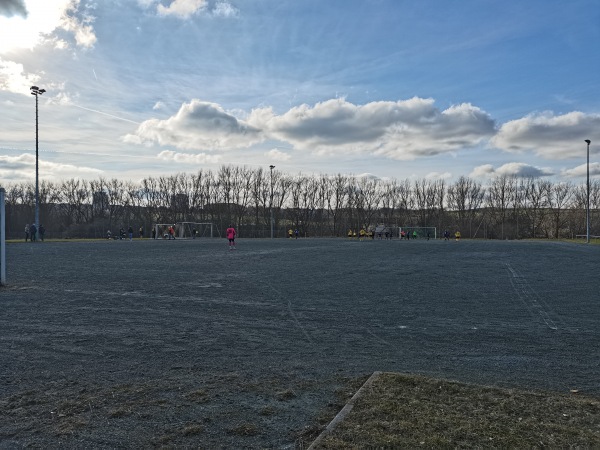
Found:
<box><xmin>315</xmin><ymin>373</ymin><xmax>600</xmax><ymax>448</ymax></box>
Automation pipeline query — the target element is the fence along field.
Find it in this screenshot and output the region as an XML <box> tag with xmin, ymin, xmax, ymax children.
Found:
<box><xmin>2</xmin><ymin>169</ymin><xmax>600</xmax><ymax>240</ymax></box>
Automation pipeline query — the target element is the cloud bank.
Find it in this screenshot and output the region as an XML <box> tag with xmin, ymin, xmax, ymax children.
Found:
<box><xmin>471</xmin><ymin>162</ymin><xmax>554</xmax><ymax>178</ymax></box>
<box><xmin>492</xmin><ymin>112</ymin><xmax>600</xmax><ymax>159</ymax></box>
<box><xmin>0</xmin><ymin>153</ymin><xmax>102</xmax><ymax>181</ymax></box>
<box><xmin>138</xmin><ymin>0</ymin><xmax>238</xmax><ymax>19</ymax></box>
<box><xmin>128</xmin><ymin>97</ymin><xmax>497</xmax><ymax>160</ymax></box>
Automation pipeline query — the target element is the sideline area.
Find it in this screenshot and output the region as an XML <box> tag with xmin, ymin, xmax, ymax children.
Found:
<box><xmin>309</xmin><ymin>371</ymin><xmax>600</xmax><ymax>448</ymax></box>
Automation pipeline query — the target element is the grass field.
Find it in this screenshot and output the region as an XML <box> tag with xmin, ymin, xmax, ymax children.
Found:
<box><xmin>310</xmin><ymin>372</ymin><xmax>600</xmax><ymax>448</ymax></box>
<box><xmin>1</xmin><ymin>237</ymin><xmax>599</xmax><ymax>447</ymax></box>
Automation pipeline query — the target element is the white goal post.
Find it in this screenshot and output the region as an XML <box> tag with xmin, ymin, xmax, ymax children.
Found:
<box><xmin>153</xmin><ymin>222</ymin><xmax>217</xmax><ymax>239</ymax></box>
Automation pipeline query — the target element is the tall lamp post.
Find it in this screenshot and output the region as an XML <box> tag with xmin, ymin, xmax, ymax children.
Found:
<box><xmin>269</xmin><ymin>165</ymin><xmax>275</xmax><ymax>239</ymax></box>
<box><xmin>585</xmin><ymin>139</ymin><xmax>591</xmax><ymax>244</ymax></box>
<box><xmin>30</xmin><ymin>86</ymin><xmax>46</xmax><ymax>230</ymax></box>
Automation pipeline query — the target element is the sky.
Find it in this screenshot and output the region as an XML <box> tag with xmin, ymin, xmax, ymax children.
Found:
<box><xmin>1</xmin><ymin>0</ymin><xmax>599</xmax><ymax>185</ymax></box>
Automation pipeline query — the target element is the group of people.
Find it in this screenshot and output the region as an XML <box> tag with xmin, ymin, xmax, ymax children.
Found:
<box><xmin>347</xmin><ymin>229</ymin><xmax>374</xmax><ymax>240</ymax></box>
<box><xmin>107</xmin><ymin>226</ymin><xmax>144</xmax><ymax>240</ymax></box>
<box><xmin>443</xmin><ymin>230</ymin><xmax>461</xmax><ymax>241</ymax></box>
<box><xmin>287</xmin><ymin>228</ymin><xmax>300</xmax><ymax>239</ymax></box>
<box><xmin>400</xmin><ymin>230</ymin><xmax>420</xmax><ymax>240</ymax></box>
<box><xmin>24</xmin><ymin>223</ymin><xmax>45</xmax><ymax>242</ymax></box>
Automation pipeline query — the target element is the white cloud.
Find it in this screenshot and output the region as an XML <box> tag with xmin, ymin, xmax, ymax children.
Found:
<box><xmin>59</xmin><ymin>9</ymin><xmax>97</xmax><ymax>48</ymax></box>
<box><xmin>126</xmin><ymin>99</ymin><xmax>264</xmax><ymax>150</ymax></box>
<box><xmin>212</xmin><ymin>1</ymin><xmax>238</xmax><ymax>18</ymax></box>
<box><xmin>425</xmin><ymin>171</ymin><xmax>452</xmax><ymax>180</ymax></box>
<box><xmin>470</xmin><ymin>162</ymin><xmax>554</xmax><ymax>179</ymax></box>
<box><xmin>491</xmin><ymin>111</ymin><xmax>600</xmax><ymax>160</ymax></box>
<box><xmin>157</xmin><ymin>0</ymin><xmax>208</xmax><ymax>19</ymax></box>
<box><xmin>354</xmin><ymin>173</ymin><xmax>381</xmax><ymax>181</ymax></box>
<box><xmin>0</xmin><ymin>0</ymin><xmax>97</xmax><ymax>53</ymax></box>
<box><xmin>136</xmin><ymin>0</ymin><xmax>157</xmax><ymax>8</ymax></box>
<box><xmin>0</xmin><ymin>153</ymin><xmax>102</xmax><ymax>181</ymax></box>
<box><xmin>562</xmin><ymin>162</ymin><xmax>600</xmax><ymax>178</ymax></box>
<box><xmin>470</xmin><ymin>164</ymin><xmax>495</xmax><ymax>178</ymax></box>
<box><xmin>0</xmin><ymin>58</ymin><xmax>40</xmax><ymax>94</ymax></box>
<box><xmin>157</xmin><ymin>150</ymin><xmax>222</xmax><ymax>164</ymax></box>
<box><xmin>126</xmin><ymin>97</ymin><xmax>499</xmax><ymax>163</ymax></box>
<box><xmin>264</xmin><ymin>148</ymin><xmax>291</xmax><ymax>161</ymax></box>
<box><xmin>140</xmin><ymin>0</ymin><xmax>237</xmax><ymax>19</ymax></box>
<box><xmin>251</xmin><ymin>97</ymin><xmax>495</xmax><ymax>159</ymax></box>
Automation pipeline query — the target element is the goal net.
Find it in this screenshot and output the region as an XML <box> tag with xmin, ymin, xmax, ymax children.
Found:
<box><xmin>399</xmin><ymin>226</ymin><xmax>437</xmax><ymax>239</ymax></box>
<box><xmin>153</xmin><ymin>222</ymin><xmax>217</xmax><ymax>239</ymax></box>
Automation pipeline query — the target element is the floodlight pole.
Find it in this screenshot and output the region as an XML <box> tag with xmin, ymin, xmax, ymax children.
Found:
<box><xmin>30</xmin><ymin>86</ymin><xmax>46</xmax><ymax>230</ymax></box>
<box><xmin>269</xmin><ymin>165</ymin><xmax>275</xmax><ymax>239</ymax></box>
<box><xmin>585</xmin><ymin>139</ymin><xmax>591</xmax><ymax>244</ymax></box>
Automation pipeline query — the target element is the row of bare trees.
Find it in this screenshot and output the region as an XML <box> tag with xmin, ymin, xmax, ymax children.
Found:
<box><xmin>4</xmin><ymin>166</ymin><xmax>599</xmax><ymax>239</ymax></box>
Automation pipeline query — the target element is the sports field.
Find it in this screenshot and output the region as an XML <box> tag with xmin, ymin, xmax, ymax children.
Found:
<box><xmin>1</xmin><ymin>237</ymin><xmax>599</xmax><ymax>447</ymax></box>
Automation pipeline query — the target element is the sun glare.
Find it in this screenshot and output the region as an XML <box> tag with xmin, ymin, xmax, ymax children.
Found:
<box><xmin>0</xmin><ymin>0</ymin><xmax>70</xmax><ymax>54</ymax></box>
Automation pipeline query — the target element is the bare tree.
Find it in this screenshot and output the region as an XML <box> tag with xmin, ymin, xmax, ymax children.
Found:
<box><xmin>352</xmin><ymin>177</ymin><xmax>380</xmax><ymax>230</ymax></box>
<box><xmin>379</xmin><ymin>180</ymin><xmax>400</xmax><ymax>226</ymax></box>
<box><xmin>547</xmin><ymin>181</ymin><xmax>574</xmax><ymax>239</ymax></box>
<box><xmin>521</xmin><ymin>178</ymin><xmax>550</xmax><ymax>238</ymax></box>
<box><xmin>447</xmin><ymin>176</ymin><xmax>485</xmax><ymax>237</ymax></box>
<box><xmin>326</xmin><ymin>174</ymin><xmax>348</xmax><ymax>236</ymax></box>
<box><xmin>486</xmin><ymin>175</ymin><xmax>516</xmax><ymax>239</ymax></box>
<box><xmin>58</xmin><ymin>179</ymin><xmax>91</xmax><ymax>226</ymax></box>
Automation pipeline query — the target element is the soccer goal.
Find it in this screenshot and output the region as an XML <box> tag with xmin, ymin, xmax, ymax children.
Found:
<box><xmin>153</xmin><ymin>222</ymin><xmax>217</xmax><ymax>239</ymax></box>
<box><xmin>400</xmin><ymin>226</ymin><xmax>437</xmax><ymax>239</ymax></box>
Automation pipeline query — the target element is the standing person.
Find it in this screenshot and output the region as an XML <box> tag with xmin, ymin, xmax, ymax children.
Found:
<box><xmin>294</xmin><ymin>229</ymin><xmax>299</xmax><ymax>239</ymax></box>
<box><xmin>444</xmin><ymin>230</ymin><xmax>450</xmax><ymax>241</ymax></box>
<box><xmin>29</xmin><ymin>223</ymin><xmax>37</xmax><ymax>242</ymax></box>
<box><xmin>152</xmin><ymin>227</ymin><xmax>156</xmax><ymax>239</ymax></box>
<box><xmin>39</xmin><ymin>224</ymin><xmax>45</xmax><ymax>241</ymax></box>
<box><xmin>226</xmin><ymin>224</ymin><xmax>236</xmax><ymax>250</ymax></box>
<box><xmin>25</xmin><ymin>224</ymin><xmax>30</xmax><ymax>242</ymax></box>
<box><xmin>455</xmin><ymin>230</ymin><xmax>461</xmax><ymax>241</ymax></box>
<box><xmin>139</xmin><ymin>226</ymin><xmax>144</xmax><ymax>239</ymax></box>
<box><xmin>128</xmin><ymin>226</ymin><xmax>133</xmax><ymax>241</ymax></box>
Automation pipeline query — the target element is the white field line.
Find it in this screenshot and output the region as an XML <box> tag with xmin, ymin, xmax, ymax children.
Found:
<box><xmin>505</xmin><ymin>263</ymin><xmax>558</xmax><ymax>330</ymax></box>
<box><xmin>308</xmin><ymin>371</ymin><xmax>383</xmax><ymax>449</ymax></box>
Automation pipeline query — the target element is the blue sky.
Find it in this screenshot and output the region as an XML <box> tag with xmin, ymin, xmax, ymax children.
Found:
<box><xmin>1</xmin><ymin>0</ymin><xmax>599</xmax><ymax>184</ymax></box>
